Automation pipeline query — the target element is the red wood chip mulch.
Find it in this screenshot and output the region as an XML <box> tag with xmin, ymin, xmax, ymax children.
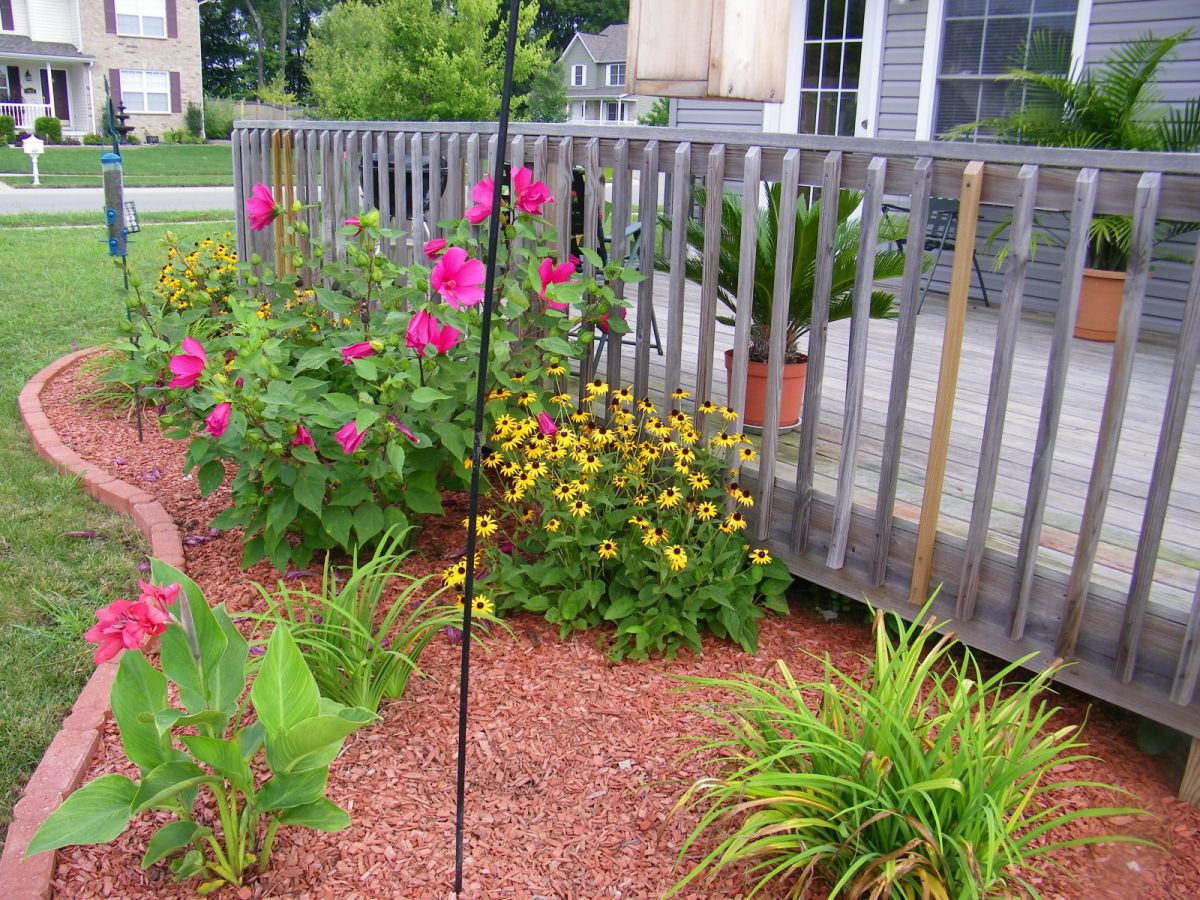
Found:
<box><xmin>35</xmin><ymin>358</ymin><xmax>1200</xmax><ymax>899</ymax></box>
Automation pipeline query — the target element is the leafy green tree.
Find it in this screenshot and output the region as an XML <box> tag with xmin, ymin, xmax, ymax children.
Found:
<box><xmin>638</xmin><ymin>97</ymin><xmax>670</xmax><ymax>126</ymax></box>
<box><xmin>307</xmin><ymin>0</ymin><xmax>550</xmax><ymax>121</ymax></box>
<box><xmin>534</xmin><ymin>0</ymin><xmax>626</xmax><ymax>52</ymax></box>
<box><xmin>526</xmin><ymin>62</ymin><xmax>568</xmax><ymax>122</ymax></box>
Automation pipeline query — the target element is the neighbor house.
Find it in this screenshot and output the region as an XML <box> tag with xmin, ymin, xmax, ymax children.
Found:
<box><xmin>560</xmin><ymin>23</ymin><xmax>651</xmax><ymax>125</ymax></box>
<box><xmin>670</xmin><ymin>0</ymin><xmax>1200</xmax><ymax>334</ymax></box>
<box><xmin>0</xmin><ymin>0</ymin><xmax>203</xmax><ymax>138</ymax></box>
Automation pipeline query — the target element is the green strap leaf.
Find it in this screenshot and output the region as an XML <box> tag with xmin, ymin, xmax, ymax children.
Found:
<box><xmin>276</xmin><ymin>797</ymin><xmax>351</xmax><ymax>832</ymax></box>
<box><xmin>26</xmin><ymin>774</ymin><xmax>137</xmax><ymax>856</ymax></box>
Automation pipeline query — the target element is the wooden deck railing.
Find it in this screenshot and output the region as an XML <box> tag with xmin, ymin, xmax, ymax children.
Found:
<box><xmin>232</xmin><ymin>120</ymin><xmax>1200</xmax><ymax>795</ymax></box>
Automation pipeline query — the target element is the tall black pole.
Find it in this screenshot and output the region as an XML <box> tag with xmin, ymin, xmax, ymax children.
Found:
<box><xmin>454</xmin><ymin>0</ymin><xmax>520</xmax><ymax>893</ymax></box>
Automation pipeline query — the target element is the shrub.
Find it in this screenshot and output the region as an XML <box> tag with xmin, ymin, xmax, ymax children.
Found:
<box><xmin>185</xmin><ymin>100</ymin><xmax>204</xmax><ymax>138</ymax></box>
<box><xmin>83</xmin><ymin>131</ymin><xmax>103</xmax><ymax>145</ymax></box>
<box><xmin>129</xmin><ymin>171</ymin><xmax>628</xmax><ymax>570</ymax></box>
<box><xmin>33</xmin><ymin>115</ymin><xmax>61</xmax><ymax>144</ymax></box>
<box><xmin>249</xmin><ymin>526</ymin><xmax>488</xmax><ymax>712</ymax></box>
<box><xmin>125</xmin><ymin>132</ymin><xmax>141</xmax><ymax>145</ymax></box>
<box><xmin>476</xmin><ymin>385</ymin><xmax>792</xmax><ymax>660</ymax></box>
<box><xmin>59</xmin><ymin>135</ymin><xmax>81</xmax><ymax>146</ymax></box>
<box><xmin>203</xmin><ymin>98</ymin><xmax>234</xmax><ymax>140</ymax></box>
<box><xmin>27</xmin><ymin>560</ymin><xmax>375</xmax><ymax>889</ymax></box>
<box><xmin>669</xmin><ymin>605</ymin><xmax>1152</xmax><ymax>898</ymax></box>
<box><xmin>0</xmin><ymin>115</ymin><xmax>15</xmax><ymax>145</ymax></box>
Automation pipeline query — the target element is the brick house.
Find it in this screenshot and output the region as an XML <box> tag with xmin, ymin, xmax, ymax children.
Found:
<box><xmin>0</xmin><ymin>0</ymin><xmax>202</xmax><ymax>137</ymax></box>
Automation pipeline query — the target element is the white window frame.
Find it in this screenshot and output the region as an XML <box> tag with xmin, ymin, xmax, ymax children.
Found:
<box><xmin>915</xmin><ymin>0</ymin><xmax>1091</xmax><ymax>141</ymax></box>
<box><xmin>116</xmin><ymin>0</ymin><xmax>167</xmax><ymax>39</ymax></box>
<box><xmin>606</xmin><ymin>62</ymin><xmax>626</xmax><ymax>87</ymax></box>
<box><xmin>603</xmin><ymin>100</ymin><xmax>620</xmax><ymax>122</ymax></box>
<box><xmin>119</xmin><ymin>69</ymin><xmax>170</xmax><ymax>114</ymax></box>
<box><xmin>571</xmin><ymin>64</ymin><xmax>586</xmax><ymax>87</ymax></box>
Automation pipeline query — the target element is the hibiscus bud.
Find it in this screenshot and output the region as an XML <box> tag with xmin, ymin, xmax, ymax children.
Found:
<box><xmin>164</xmin><ymin>230</ymin><xmax>178</xmax><ymax>243</ymax></box>
<box><xmin>292</xmin><ymin>199</ymin><xmax>302</xmax><ymax>214</ymax></box>
<box><xmin>119</xmin><ymin>320</ymin><xmax>134</xmax><ymax>333</ymax></box>
<box><xmin>250</xmin><ymin>253</ymin><xmax>262</xmax><ymax>266</ymax></box>
<box><xmin>369</xmin><ymin>339</ymin><xmax>384</xmax><ymax>353</ymax></box>
<box><xmin>296</xmin><ymin>222</ymin><xmax>309</xmax><ymax>235</ymax></box>
<box><xmin>270</xmin><ymin>441</ymin><xmax>284</xmax><ymax>453</ymax></box>
<box><xmin>129</xmin><ymin>272</ymin><xmax>144</xmax><ymax>290</ymax></box>
<box><xmin>235</xmin><ymin>376</ymin><xmax>244</xmax><ymax>388</ymax></box>
<box><xmin>361</xmin><ymin>210</ymin><xmax>380</xmax><ymax>227</ymax></box>
<box><xmin>293</xmin><ymin>253</ymin><xmax>304</xmax><ymax>268</ymax></box>
<box><xmin>269</xmin><ymin>365</ymin><xmax>281</xmax><ymax>378</ymax></box>
<box><xmin>213</xmin><ymin>373</ymin><xmax>227</xmax><ymax>386</ymax></box>
<box><xmin>126</xmin><ymin>296</ymin><xmax>140</xmax><ymax>310</ymax></box>
<box><xmin>371</xmin><ymin>270</ymin><xmax>382</xmax><ymax>282</ymax></box>
<box><xmin>246</xmin><ymin>275</ymin><xmax>259</xmax><ymax>287</ymax></box>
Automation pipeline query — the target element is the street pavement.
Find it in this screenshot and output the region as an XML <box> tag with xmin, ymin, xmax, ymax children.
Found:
<box><xmin>0</xmin><ymin>184</ymin><xmax>235</xmax><ymax>214</ymax></box>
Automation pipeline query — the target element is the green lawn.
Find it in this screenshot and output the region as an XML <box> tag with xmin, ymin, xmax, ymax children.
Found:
<box><xmin>0</xmin><ymin>209</ymin><xmax>235</xmax><ymax>229</ymax></box>
<box><xmin>0</xmin><ymin>143</ymin><xmax>233</xmax><ymax>187</ymax></box>
<box><xmin>0</xmin><ymin>213</ymin><xmax>233</xmax><ymax>841</ymax></box>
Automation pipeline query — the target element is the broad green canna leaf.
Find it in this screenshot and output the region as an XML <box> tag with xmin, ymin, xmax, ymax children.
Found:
<box><xmin>26</xmin><ymin>774</ymin><xmax>137</xmax><ymax>856</ymax></box>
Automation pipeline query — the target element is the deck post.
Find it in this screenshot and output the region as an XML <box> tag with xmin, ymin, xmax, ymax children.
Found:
<box><xmin>1181</xmin><ymin>738</ymin><xmax>1200</xmax><ymax>807</ymax></box>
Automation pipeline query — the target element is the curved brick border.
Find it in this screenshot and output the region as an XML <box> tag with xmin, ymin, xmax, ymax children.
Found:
<box><xmin>0</xmin><ymin>349</ymin><xmax>185</xmax><ymax>900</ymax></box>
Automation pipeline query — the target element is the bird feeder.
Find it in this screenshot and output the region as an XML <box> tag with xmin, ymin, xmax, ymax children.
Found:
<box><xmin>22</xmin><ymin>134</ymin><xmax>44</xmax><ymax>186</ymax></box>
<box><xmin>627</xmin><ymin>0</ymin><xmax>791</xmax><ymax>101</ymax></box>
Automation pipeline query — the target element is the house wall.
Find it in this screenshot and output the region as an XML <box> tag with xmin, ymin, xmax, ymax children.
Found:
<box><xmin>874</xmin><ymin>0</ymin><xmax>926</xmax><ymax>139</ymax></box>
<box><xmin>561</xmin><ymin>38</ymin><xmax>596</xmax><ymax>91</ymax></box>
<box><xmin>79</xmin><ymin>0</ymin><xmax>202</xmax><ymax>136</ymax></box>
<box><xmin>671</xmin><ymin>97</ymin><xmax>763</xmax><ymax>130</ymax></box>
<box><xmin>6</xmin><ymin>0</ymin><xmax>32</xmax><ymax>34</ymax></box>
<box><xmin>1086</xmin><ymin>0</ymin><xmax>1200</xmax><ymax>106</ymax></box>
<box><xmin>27</xmin><ymin>0</ymin><xmax>78</xmax><ymax>44</ymax></box>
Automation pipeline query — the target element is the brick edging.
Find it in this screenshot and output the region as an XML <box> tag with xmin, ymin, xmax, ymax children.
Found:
<box><xmin>0</xmin><ymin>349</ymin><xmax>185</xmax><ymax>900</ymax></box>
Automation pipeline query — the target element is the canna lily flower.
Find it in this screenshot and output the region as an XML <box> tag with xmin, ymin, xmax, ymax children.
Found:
<box><xmin>167</xmin><ymin>337</ymin><xmax>206</xmax><ymax>389</ymax></box>
<box><xmin>137</xmin><ymin>580</ymin><xmax>180</xmax><ymax>616</ymax></box>
<box><xmin>246</xmin><ymin>183</ymin><xmax>281</xmax><ymax>232</ymax></box>
<box><xmin>205</xmin><ymin>402</ymin><xmax>231</xmax><ymax>437</ymax></box>
<box><xmin>431</xmin><ymin>247</ymin><xmax>486</xmax><ymax>309</ymax></box>
<box><xmin>292</xmin><ymin>423</ymin><xmax>315</xmax><ymax>448</ymax></box>
<box><xmin>512</xmin><ymin>166</ymin><xmax>553</xmax><ymax>215</ymax></box>
<box><xmin>423</xmin><ymin>237</ymin><xmax>447</xmax><ymax>259</ymax></box>
<box><xmin>341</xmin><ymin>341</ymin><xmax>377</xmax><ymax>364</ymax></box>
<box><xmin>406</xmin><ymin>309</ymin><xmax>462</xmax><ymax>357</ymax></box>
<box><xmin>537</xmin><ymin>411</ymin><xmax>558</xmax><ymax>436</ymax></box>
<box><xmin>336</xmin><ymin>420</ymin><xmax>368</xmax><ymax>454</ymax></box>
<box><xmin>84</xmin><ymin>598</ymin><xmax>170</xmax><ymax>664</ymax></box>
<box><xmin>465</xmin><ymin>174</ymin><xmax>494</xmax><ymax>224</ymax></box>
<box><xmin>538</xmin><ymin>257</ymin><xmax>574</xmax><ymax>311</ymax></box>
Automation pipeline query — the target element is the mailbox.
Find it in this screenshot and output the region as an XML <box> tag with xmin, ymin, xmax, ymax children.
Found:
<box><xmin>22</xmin><ymin>134</ymin><xmax>44</xmax><ymax>186</ymax></box>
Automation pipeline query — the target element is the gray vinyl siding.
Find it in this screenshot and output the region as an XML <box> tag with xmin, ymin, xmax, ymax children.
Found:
<box><xmin>671</xmin><ymin>98</ymin><xmax>764</xmax><ymax>131</ymax></box>
<box><xmin>875</xmin><ymin>0</ymin><xmax>928</xmax><ymax>139</ymax></box>
<box><xmin>1085</xmin><ymin>0</ymin><xmax>1200</xmax><ymax>107</ymax></box>
<box><xmin>561</xmin><ymin>40</ymin><xmax>598</xmax><ymax>94</ymax></box>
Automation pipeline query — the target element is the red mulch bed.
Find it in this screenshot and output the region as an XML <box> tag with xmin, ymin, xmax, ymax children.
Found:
<box><xmin>35</xmin><ymin>357</ymin><xmax>1200</xmax><ymax>899</ymax></box>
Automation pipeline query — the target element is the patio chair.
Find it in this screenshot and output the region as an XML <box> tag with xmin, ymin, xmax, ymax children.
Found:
<box><xmin>590</xmin><ymin>221</ymin><xmax>664</xmax><ymax>369</ymax></box>
<box><xmin>882</xmin><ymin>198</ymin><xmax>991</xmax><ymax>310</ymax></box>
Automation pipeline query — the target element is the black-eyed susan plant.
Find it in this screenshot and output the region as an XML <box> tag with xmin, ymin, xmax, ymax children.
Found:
<box><xmin>471</xmin><ymin>379</ymin><xmax>792</xmax><ymax>660</ymax></box>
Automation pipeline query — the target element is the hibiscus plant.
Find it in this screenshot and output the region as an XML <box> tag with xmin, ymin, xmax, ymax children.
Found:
<box><xmin>27</xmin><ymin>560</ymin><xmax>375</xmax><ymax>891</ymax></box>
<box><xmin>118</xmin><ymin>168</ymin><xmax>639</xmax><ymax>570</ymax></box>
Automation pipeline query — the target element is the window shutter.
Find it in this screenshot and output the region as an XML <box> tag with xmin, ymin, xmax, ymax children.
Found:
<box><xmin>1</xmin><ymin>0</ymin><xmax>14</xmax><ymax>33</ymax></box>
<box><xmin>103</xmin><ymin>0</ymin><xmax>116</xmax><ymax>33</ymax></box>
<box><xmin>166</xmin><ymin>0</ymin><xmax>177</xmax><ymax>39</ymax></box>
<box><xmin>170</xmin><ymin>71</ymin><xmax>181</xmax><ymax>113</ymax></box>
<box><xmin>109</xmin><ymin>69</ymin><xmax>122</xmax><ymax>106</ymax></box>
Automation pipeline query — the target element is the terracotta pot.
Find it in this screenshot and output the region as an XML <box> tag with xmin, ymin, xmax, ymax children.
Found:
<box><xmin>1075</xmin><ymin>268</ymin><xmax>1127</xmax><ymax>342</ymax></box>
<box><xmin>724</xmin><ymin>349</ymin><xmax>807</xmax><ymax>429</ymax></box>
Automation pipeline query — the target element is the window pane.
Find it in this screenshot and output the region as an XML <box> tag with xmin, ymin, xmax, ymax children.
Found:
<box><xmin>124</xmin><ymin>93</ymin><xmax>146</xmax><ymax>113</ymax></box>
<box><xmin>116</xmin><ymin>13</ymin><xmax>139</xmax><ymax>33</ymax></box>
<box><xmin>942</xmin><ymin>20</ymin><xmax>984</xmax><ymax>75</ymax></box>
<box><xmin>838</xmin><ymin>93</ymin><xmax>858</xmax><ymax>135</ymax></box>
<box><xmin>947</xmin><ymin>0</ymin><xmax>986</xmax><ymax>14</ymax></box>
<box><xmin>817</xmin><ymin>91</ymin><xmax>839</xmax><ymax>134</ymax></box>
<box><xmin>147</xmin><ymin>92</ymin><xmax>169</xmax><ymax>112</ymax></box>
<box><xmin>146</xmin><ymin>72</ymin><xmax>169</xmax><ymax>93</ymax></box>
<box><xmin>143</xmin><ymin>16</ymin><xmax>165</xmax><ymax>36</ymax></box>
<box><xmin>825</xmin><ymin>0</ymin><xmax>847</xmax><ymax>38</ymax></box>
<box><xmin>1035</xmin><ymin>0</ymin><xmax>1076</xmax><ymax>10</ymax></box>
<box><xmin>991</xmin><ymin>0</ymin><xmax>1033</xmax><ymax>14</ymax></box>
<box><xmin>802</xmin><ymin>41</ymin><xmax>821</xmax><ymax>88</ymax></box>
<box><xmin>806</xmin><ymin>0</ymin><xmax>824</xmax><ymax>38</ymax></box>
<box><xmin>936</xmin><ymin>80</ymin><xmax>981</xmax><ymax>135</ymax></box>
<box><xmin>823</xmin><ymin>43</ymin><xmax>843</xmax><ymax>87</ymax></box>
<box><xmin>844</xmin><ymin>40</ymin><xmax>862</xmax><ymax>83</ymax></box>
<box><xmin>800</xmin><ymin>92</ymin><xmax>818</xmax><ymax>133</ymax></box>
<box><xmin>845</xmin><ymin>0</ymin><xmax>866</xmax><ymax>39</ymax></box>
<box><xmin>981</xmin><ymin>16</ymin><xmax>1030</xmax><ymax>73</ymax></box>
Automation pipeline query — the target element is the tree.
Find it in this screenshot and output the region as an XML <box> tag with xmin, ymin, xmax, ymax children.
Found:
<box><xmin>200</xmin><ymin>0</ymin><xmax>257</xmax><ymax>98</ymax></box>
<box><xmin>526</xmin><ymin>62</ymin><xmax>568</xmax><ymax>122</ymax></box>
<box><xmin>307</xmin><ymin>0</ymin><xmax>551</xmax><ymax>121</ymax></box>
<box><xmin>201</xmin><ymin>0</ymin><xmax>332</xmax><ymax>101</ymax></box>
<box><xmin>638</xmin><ymin>98</ymin><xmax>670</xmax><ymax>126</ymax></box>
<box><xmin>534</xmin><ymin>0</ymin><xmax>626</xmax><ymax>53</ymax></box>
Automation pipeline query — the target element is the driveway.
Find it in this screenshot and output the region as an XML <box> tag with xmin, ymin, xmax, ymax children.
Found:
<box><xmin>0</xmin><ymin>185</ymin><xmax>235</xmax><ymax>214</ymax></box>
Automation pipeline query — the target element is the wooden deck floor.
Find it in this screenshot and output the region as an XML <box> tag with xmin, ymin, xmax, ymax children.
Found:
<box><xmin>611</xmin><ymin>274</ymin><xmax>1200</xmax><ymax>615</ymax></box>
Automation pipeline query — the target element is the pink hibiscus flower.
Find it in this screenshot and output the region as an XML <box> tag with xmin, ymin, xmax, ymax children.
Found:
<box><xmin>599</xmin><ymin>306</ymin><xmax>627</xmax><ymax>334</ymax></box>
<box><xmin>246</xmin><ymin>183</ymin><xmax>280</xmax><ymax>232</ymax></box>
<box><xmin>341</xmin><ymin>341</ymin><xmax>376</xmax><ymax>364</ymax></box>
<box><xmin>537</xmin><ymin>411</ymin><xmax>558</xmax><ymax>436</ymax></box>
<box><xmin>388</xmin><ymin>415</ymin><xmax>418</xmax><ymax>443</ymax></box>
<box><xmin>344</xmin><ymin>216</ymin><xmax>363</xmax><ymax>235</ymax></box>
<box><xmin>406</xmin><ymin>309</ymin><xmax>462</xmax><ymax>357</ymax></box>
<box><xmin>205</xmin><ymin>402</ymin><xmax>231</xmax><ymax>437</ymax></box>
<box><xmin>424</xmin><ymin>237</ymin><xmax>447</xmax><ymax>259</ymax></box>
<box><xmin>465</xmin><ymin>174</ymin><xmax>494</xmax><ymax>224</ymax></box>
<box><xmin>431</xmin><ymin>247</ymin><xmax>485</xmax><ymax>309</ymax></box>
<box><xmin>538</xmin><ymin>257</ymin><xmax>574</xmax><ymax>312</ymax></box>
<box><xmin>84</xmin><ymin>598</ymin><xmax>171</xmax><ymax>664</ymax></box>
<box><xmin>512</xmin><ymin>166</ymin><xmax>553</xmax><ymax>216</ymax></box>
<box><xmin>168</xmin><ymin>337</ymin><xmax>207</xmax><ymax>389</ymax></box>
<box><xmin>336</xmin><ymin>420</ymin><xmax>368</xmax><ymax>454</ymax></box>
<box><xmin>292</xmin><ymin>423</ymin><xmax>315</xmax><ymax>448</ymax></box>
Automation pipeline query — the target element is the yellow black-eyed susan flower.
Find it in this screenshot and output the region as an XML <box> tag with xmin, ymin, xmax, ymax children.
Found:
<box><xmin>462</xmin><ymin>513</ymin><xmax>500</xmax><ymax>538</ymax></box>
<box><xmin>551</xmin><ymin>392</ymin><xmax>574</xmax><ymax>408</ymax></box>
<box><xmin>551</xmin><ymin>483</ymin><xmax>574</xmax><ymax>502</ymax></box>
<box><xmin>521</xmin><ymin>508</ymin><xmax>536</xmax><ymax>523</ymax></box>
<box><xmin>696</xmin><ymin>501</ymin><xmax>718</xmax><ymax>521</ymax></box>
<box><xmin>597</xmin><ymin>540</ymin><xmax>619</xmax><ymax>560</ymax></box>
<box><xmin>698</xmin><ymin>400</ymin><xmax>717</xmax><ymax>415</ymax></box>
<box><xmin>569</xmin><ymin>499</ymin><xmax>592</xmax><ymax>518</ymax></box>
<box><xmin>471</xmin><ymin>594</ymin><xmax>495</xmax><ymax>615</ymax></box>
<box><xmin>643</xmin><ymin>526</ymin><xmax>669</xmax><ymax>547</ymax></box>
<box><xmin>503</xmin><ymin>487</ymin><xmax>526</xmax><ymax>504</ymax></box>
<box><xmin>612</xmin><ymin>474</ymin><xmax>629</xmax><ymax>489</ymax></box>
<box><xmin>516</xmin><ymin>390</ymin><xmax>536</xmax><ymax>408</ymax></box>
<box><xmin>657</xmin><ymin>487</ymin><xmax>683</xmax><ymax>509</ymax></box>
<box><xmin>636</xmin><ymin>396</ymin><xmax>656</xmax><ymax>414</ymax></box>
<box><xmin>525</xmin><ymin>460</ymin><xmax>547</xmax><ymax>479</ymax></box>
<box><xmin>664</xmin><ymin>545</ymin><xmax>688</xmax><ymax>571</ymax></box>
<box><xmin>671</xmin><ymin>387</ymin><xmax>691</xmax><ymax>400</ymax></box>
<box><xmin>585</xmin><ymin>378</ymin><xmax>608</xmax><ymax>398</ymax></box>
<box><xmin>545</xmin><ymin>361</ymin><xmax>567</xmax><ymax>377</ymax></box>
<box><xmin>545</xmin><ymin>517</ymin><xmax>561</xmax><ymax>533</ymax></box>
<box><xmin>487</xmin><ymin>388</ymin><xmax>512</xmax><ymax>401</ymax></box>
<box><xmin>748</xmin><ymin>547</ymin><xmax>772</xmax><ymax>565</ymax></box>
<box><xmin>722</xmin><ymin>512</ymin><xmax>749</xmax><ymax>533</ymax></box>
<box><xmin>633</xmin><ymin>493</ymin><xmax>650</xmax><ymax>507</ymax></box>
<box><xmin>442</xmin><ymin>560</ymin><xmax>467</xmax><ymax>586</ymax></box>
<box><xmin>570</xmin><ymin>407</ymin><xmax>593</xmax><ymax>425</ymax></box>
<box><xmin>580</xmin><ymin>453</ymin><xmax>602</xmax><ymax>475</ymax></box>
<box><xmin>711</xmin><ymin>431</ymin><xmax>740</xmax><ymax>449</ymax></box>
<box><xmin>612</xmin><ymin>387</ymin><xmax>634</xmax><ymax>405</ymax></box>
<box><xmin>499</xmin><ymin>461</ymin><xmax>521</xmax><ymax>478</ymax></box>
<box><xmin>688</xmin><ymin>472</ymin><xmax>712</xmax><ymax>491</ymax></box>
<box><xmin>481</xmin><ymin>447</ymin><xmax>501</xmax><ymax>469</ymax></box>
<box><xmin>738</xmin><ymin>446</ymin><xmax>758</xmax><ymax>462</ymax></box>
<box><xmin>493</xmin><ymin>413</ymin><xmax>517</xmax><ymax>435</ymax></box>
<box><xmin>720</xmin><ymin>405</ymin><xmax>739</xmax><ymax>422</ymax></box>
<box><xmin>569</xmin><ymin>480</ymin><xmax>590</xmax><ymax>496</ymax></box>
<box><xmin>628</xmin><ymin>514</ymin><xmax>649</xmax><ymax>528</ymax></box>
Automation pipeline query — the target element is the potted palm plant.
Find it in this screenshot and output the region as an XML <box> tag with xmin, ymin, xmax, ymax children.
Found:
<box><xmin>952</xmin><ymin>31</ymin><xmax>1200</xmax><ymax>341</ymax></box>
<box><xmin>660</xmin><ymin>185</ymin><xmax>906</xmax><ymax>428</ymax></box>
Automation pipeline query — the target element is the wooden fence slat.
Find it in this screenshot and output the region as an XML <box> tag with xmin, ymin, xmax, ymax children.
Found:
<box><xmin>360</xmin><ymin>130</ymin><xmax>375</xmax><ymax>210</ymax></box>
<box><xmin>555</xmin><ymin>137</ymin><xmax>572</xmax><ymax>266</ymax></box>
<box><xmin>232</xmin><ymin>130</ymin><xmax>247</xmax><ymax>262</ymax></box>
<box><xmin>1173</xmin><ymin>577</ymin><xmax>1200</xmax><ymax>705</ymax></box>
<box><xmin>694</xmin><ymin>144</ymin><xmax>726</xmax><ymax>410</ymax></box>
<box><xmin>664</xmin><ymin>142</ymin><xmax>692</xmax><ymax>401</ymax></box>
<box><xmin>427</xmin><ymin>133</ymin><xmax>442</xmax><ymax>236</ymax></box>
<box><xmin>1056</xmin><ymin>171</ymin><xmax>1162</xmax><ymax>659</ymax></box>
<box><xmin>346</xmin><ymin>130</ymin><xmax>363</xmax><ymax>217</ymax></box>
<box><xmin>607</xmin><ymin>138</ymin><xmax>632</xmax><ymax>390</ymax></box>
<box><xmin>446</xmin><ymin>132</ymin><xmax>463</xmax><ymax>221</ymax></box>
<box><xmin>956</xmin><ymin>164</ymin><xmax>1040</xmax><ymax>620</ymax></box>
<box><xmin>465</xmin><ymin>132</ymin><xmax>481</xmax><ymax>245</ymax></box>
<box><xmin>580</xmin><ymin>137</ymin><xmax>602</xmax><ymax>393</ymax></box>
<box><xmin>827</xmin><ymin>156</ymin><xmax>887</xmax><ymax>569</ymax></box>
<box><xmin>755</xmin><ymin>148</ymin><xmax>802</xmax><ymax>542</ymax></box>
<box><xmin>375</xmin><ymin>132</ymin><xmax>393</xmax><ymax>260</ymax></box>
<box><xmin>908</xmin><ymin>159</ymin><xmax>985</xmax><ymax>604</ymax></box>
<box><xmin>727</xmin><ymin>146</ymin><xmax>761</xmax><ymax>477</ymax></box>
<box><xmin>318</xmin><ymin>130</ymin><xmax>334</xmax><ymax>263</ymax></box>
<box><xmin>410</xmin><ymin>132</ymin><xmax>425</xmax><ymax>258</ymax></box>
<box><xmin>1010</xmin><ymin>167</ymin><xmax>1097</xmax><ymax>639</ymax></box>
<box><xmin>633</xmin><ymin>140</ymin><xmax>660</xmax><ymax>402</ymax></box>
<box><xmin>1120</xmin><ymin>238</ymin><xmax>1200</xmax><ymax>681</ymax></box>
<box><xmin>330</xmin><ymin>130</ymin><xmax>345</xmax><ymax>261</ymax></box>
<box><xmin>392</xmin><ymin>132</ymin><xmax>410</xmax><ymax>266</ymax></box>
<box><xmin>533</xmin><ymin>134</ymin><xmax>549</xmax><ymax>185</ymax></box>
<box><xmin>870</xmin><ymin>156</ymin><xmax>932</xmax><ymax>584</ymax></box>
<box><xmin>255</xmin><ymin>129</ymin><xmax>272</xmax><ymax>267</ymax></box>
<box><xmin>302</xmin><ymin>131</ymin><xmax>319</xmax><ymax>264</ymax></box>
<box><xmin>791</xmin><ymin>151</ymin><xmax>843</xmax><ymax>554</ymax></box>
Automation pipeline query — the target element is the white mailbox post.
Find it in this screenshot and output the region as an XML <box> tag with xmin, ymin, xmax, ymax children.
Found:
<box><xmin>23</xmin><ymin>134</ymin><xmax>45</xmax><ymax>187</ymax></box>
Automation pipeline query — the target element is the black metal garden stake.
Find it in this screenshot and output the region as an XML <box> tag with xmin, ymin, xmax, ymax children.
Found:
<box><xmin>454</xmin><ymin>0</ymin><xmax>521</xmax><ymax>893</ymax></box>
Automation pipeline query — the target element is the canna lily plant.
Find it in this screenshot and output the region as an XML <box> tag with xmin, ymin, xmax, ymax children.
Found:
<box><xmin>27</xmin><ymin>560</ymin><xmax>375</xmax><ymax>891</ymax></box>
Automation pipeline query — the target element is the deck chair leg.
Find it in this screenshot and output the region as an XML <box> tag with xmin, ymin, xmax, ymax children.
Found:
<box><xmin>650</xmin><ymin>304</ymin><xmax>663</xmax><ymax>355</ymax></box>
<box><xmin>918</xmin><ymin>243</ymin><xmax>946</xmax><ymax>314</ymax></box>
<box><xmin>972</xmin><ymin>253</ymin><xmax>991</xmax><ymax>307</ymax></box>
<box><xmin>593</xmin><ymin>331</ymin><xmax>607</xmax><ymax>371</ymax></box>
